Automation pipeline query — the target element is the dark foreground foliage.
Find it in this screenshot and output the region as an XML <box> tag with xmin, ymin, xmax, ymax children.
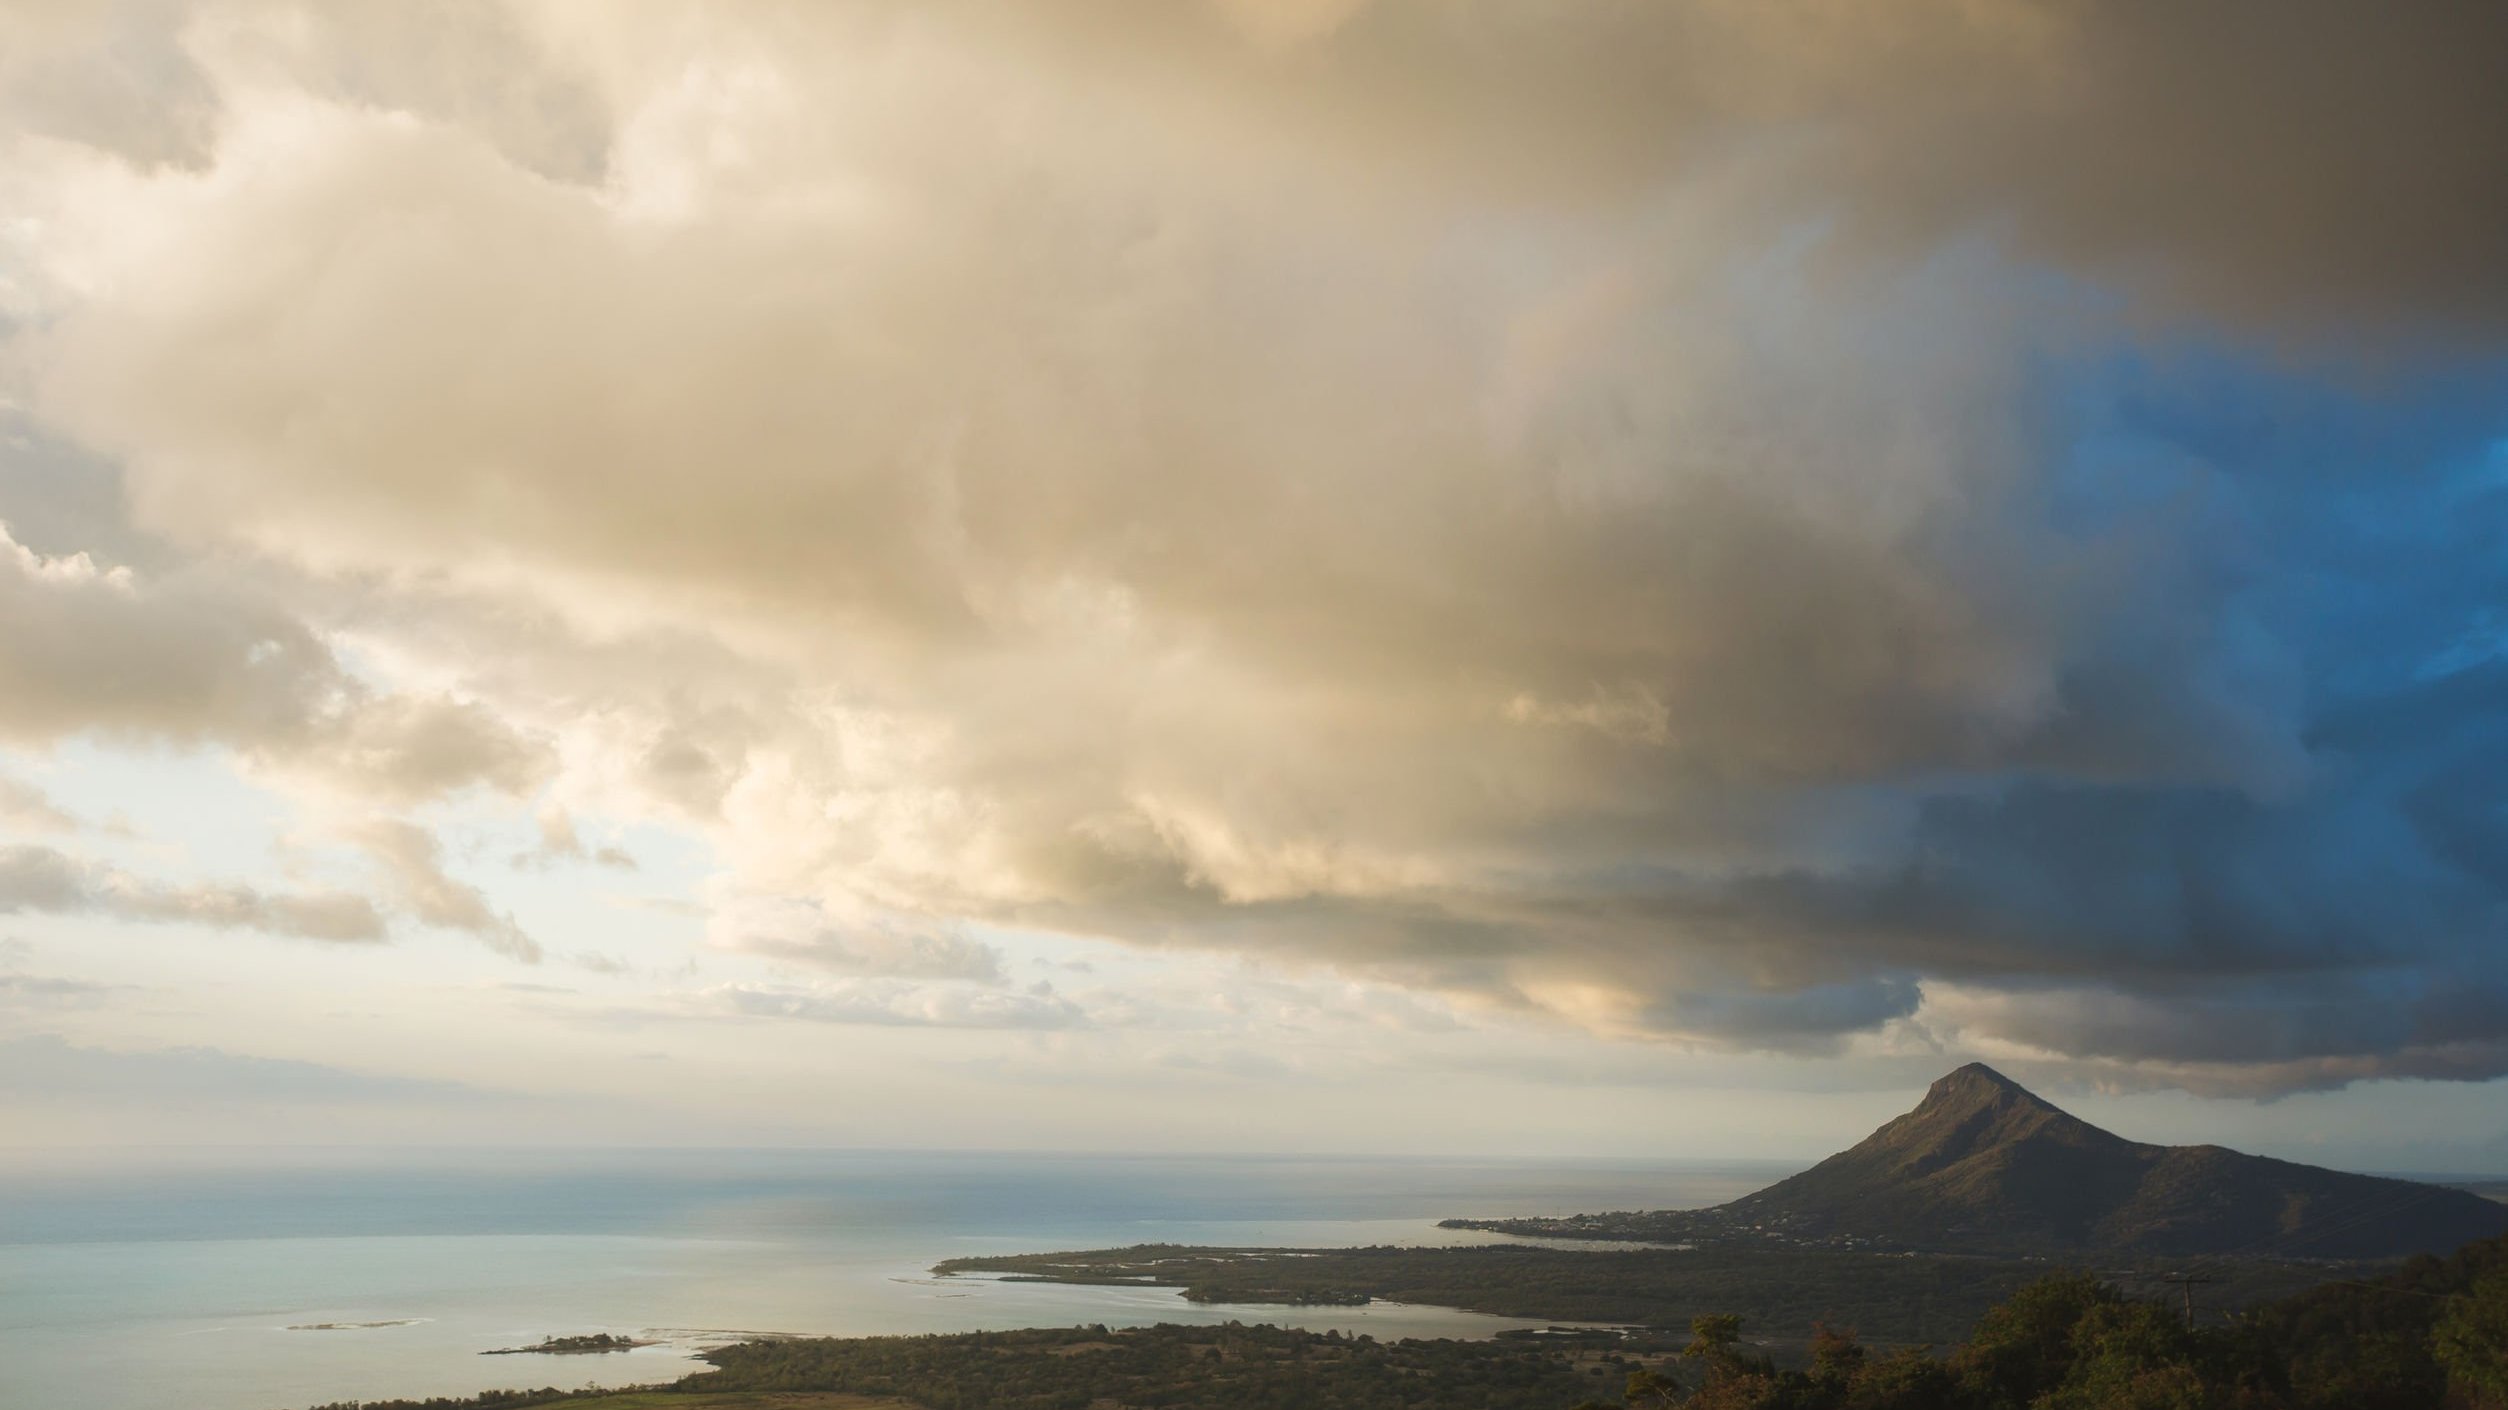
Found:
<box><xmin>1588</xmin><ymin>1230</ymin><xmax>2508</xmax><ymax>1410</ymax></box>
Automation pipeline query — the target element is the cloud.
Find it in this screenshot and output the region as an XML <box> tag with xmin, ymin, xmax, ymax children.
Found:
<box><xmin>996</xmin><ymin>0</ymin><xmax>2508</xmax><ymax>340</ymax></box>
<box><xmin>0</xmin><ymin>971</ymin><xmax>130</xmax><ymax>1009</ymax></box>
<box><xmin>0</xmin><ymin>0</ymin><xmax>603</xmax><ymax>178</ymax></box>
<box><xmin>0</xmin><ymin>0</ymin><xmax>221</xmax><ymax>170</ymax></box>
<box><xmin>0</xmin><ymin>522</ymin><xmax>547</xmax><ymax>802</ymax></box>
<box><xmin>0</xmin><ymin>771</ymin><xmax>76</xmax><ymax>832</ymax></box>
<box><xmin>1156</xmin><ymin>1046</ymin><xmax>1302</xmax><ymax>1082</ymax></box>
<box><xmin>345</xmin><ymin>819</ymin><xmax>540</xmax><ymax>961</ymax></box>
<box><xmin>0</xmin><ymin>1032</ymin><xmax>508</xmax><ymax>1105</ymax></box>
<box><xmin>713</xmin><ymin>979</ymin><xmax>1088</xmax><ymax>1031</ymax></box>
<box><xmin>2</xmin><ymin>0</ymin><xmax>2507</xmax><ymax>1096</ymax></box>
<box><xmin>707</xmin><ymin>895</ymin><xmax>1004</xmax><ymax>982</ymax></box>
<box><xmin>0</xmin><ymin>520</ymin><xmax>334</xmax><ymax>745</ymax></box>
<box><xmin>15</xmin><ymin>2</ymin><xmax>2501</xmax><ymax>339</ymax></box>
<box><xmin>1918</xmin><ymin>981</ymin><xmax>2508</xmax><ymax>1101</ymax></box>
<box><xmin>513</xmin><ymin>805</ymin><xmax>637</xmax><ymax>871</ymax></box>
<box><xmin>0</xmin><ymin>842</ymin><xmax>385</xmax><ymax>941</ymax></box>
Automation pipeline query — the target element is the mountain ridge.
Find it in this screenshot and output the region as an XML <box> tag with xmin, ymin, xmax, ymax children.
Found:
<box><xmin>1444</xmin><ymin>1063</ymin><xmax>2508</xmax><ymax>1259</ymax></box>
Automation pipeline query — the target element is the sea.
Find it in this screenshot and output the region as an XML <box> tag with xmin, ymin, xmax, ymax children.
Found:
<box><xmin>0</xmin><ymin>1149</ymin><xmax>1790</xmax><ymax>1410</ymax></box>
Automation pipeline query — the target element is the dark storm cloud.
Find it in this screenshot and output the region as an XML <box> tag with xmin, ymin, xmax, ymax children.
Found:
<box><xmin>1021</xmin><ymin>0</ymin><xmax>2508</xmax><ymax>338</ymax></box>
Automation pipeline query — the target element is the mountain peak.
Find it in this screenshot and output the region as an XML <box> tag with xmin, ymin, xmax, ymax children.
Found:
<box><xmin>1919</xmin><ymin>1062</ymin><xmax>2043</xmax><ymax>1112</ymax></box>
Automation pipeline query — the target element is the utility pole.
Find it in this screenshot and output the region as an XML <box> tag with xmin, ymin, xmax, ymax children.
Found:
<box><xmin>2158</xmin><ymin>1274</ymin><xmax>2217</xmax><ymax>1329</ymax></box>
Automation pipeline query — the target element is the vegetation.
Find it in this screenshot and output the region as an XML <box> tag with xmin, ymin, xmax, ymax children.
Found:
<box><xmin>304</xmin><ymin>1392</ymin><xmax>580</xmax><ymax>1410</ymax></box>
<box><xmin>484</xmin><ymin>1384</ymin><xmax>907</xmax><ymax>1394</ymax></box>
<box><xmin>304</xmin><ymin>1384</ymin><xmax>912</xmax><ymax>1394</ymax></box>
<box><xmin>301</xmin><ymin>1325</ymin><xmax>1650</xmax><ymax>1410</ymax></box>
<box><xmin>1565</xmin><ymin>1239</ymin><xmax>2508</xmax><ymax>1409</ymax></box>
<box><xmin>934</xmin><ymin>1243</ymin><xmax>2336</xmax><ymax>1346</ymax></box>
<box><xmin>684</xmin><ymin>1323</ymin><xmax>1629</xmax><ymax>1409</ymax></box>
<box><xmin>485</xmin><ymin>1334</ymin><xmax>656</xmax><ymax>1356</ymax></box>
<box><xmin>2229</xmin><ymin>1232</ymin><xmax>2508</xmax><ymax>1410</ymax></box>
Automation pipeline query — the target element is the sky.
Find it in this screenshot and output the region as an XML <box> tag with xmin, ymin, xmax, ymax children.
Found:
<box><xmin>2</xmin><ymin>0</ymin><xmax>2508</xmax><ymax>1171</ymax></box>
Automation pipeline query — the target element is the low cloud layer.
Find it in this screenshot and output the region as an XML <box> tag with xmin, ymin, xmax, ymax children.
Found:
<box><xmin>712</xmin><ymin>980</ymin><xmax>1088</xmax><ymax>1032</ymax></box>
<box><xmin>3</xmin><ymin>1</ymin><xmax>2507</xmax><ymax>1096</ymax></box>
<box><xmin>707</xmin><ymin>897</ymin><xmax>1005</xmax><ymax>982</ymax></box>
<box><xmin>0</xmin><ymin>1033</ymin><xmax>507</xmax><ymax>1106</ymax></box>
<box><xmin>0</xmin><ymin>970</ymin><xmax>128</xmax><ymax>1010</ymax></box>
<box><xmin>0</xmin><ymin>842</ymin><xmax>385</xmax><ymax>942</ymax></box>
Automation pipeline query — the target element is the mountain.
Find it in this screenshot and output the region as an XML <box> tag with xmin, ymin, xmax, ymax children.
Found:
<box><xmin>1449</xmin><ymin>1064</ymin><xmax>2508</xmax><ymax>1260</ymax></box>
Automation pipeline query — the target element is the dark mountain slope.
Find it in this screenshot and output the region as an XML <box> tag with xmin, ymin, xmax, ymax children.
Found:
<box><xmin>1716</xmin><ymin>1064</ymin><xmax>2154</xmax><ymax>1248</ymax></box>
<box><xmin>1451</xmin><ymin>1064</ymin><xmax>2508</xmax><ymax>1259</ymax></box>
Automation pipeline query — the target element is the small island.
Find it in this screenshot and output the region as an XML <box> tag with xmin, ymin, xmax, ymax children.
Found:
<box><xmin>482</xmin><ymin>1333</ymin><xmax>656</xmax><ymax>1356</ymax></box>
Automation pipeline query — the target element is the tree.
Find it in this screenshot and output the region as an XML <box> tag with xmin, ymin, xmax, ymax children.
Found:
<box><xmin>1952</xmin><ymin>1273</ymin><xmax>2120</xmax><ymax>1409</ymax></box>
<box><xmin>1808</xmin><ymin>1322</ymin><xmax>1867</xmax><ymax>1392</ymax></box>
<box><xmin>1841</xmin><ymin>1346</ymin><xmax>1960</xmax><ymax>1410</ymax></box>
<box><xmin>2037</xmin><ymin>1301</ymin><xmax>2211</xmax><ymax>1410</ymax></box>
<box><xmin>1679</xmin><ymin>1314</ymin><xmax>1779</xmax><ymax>1410</ymax></box>
<box><xmin>2434</xmin><ymin>1269</ymin><xmax>2508</xmax><ymax>1408</ymax></box>
<box><xmin>1683</xmin><ymin>1314</ymin><xmax>1761</xmax><ymax>1381</ymax></box>
<box><xmin>1623</xmin><ymin>1365</ymin><xmax>1682</xmax><ymax>1409</ymax></box>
